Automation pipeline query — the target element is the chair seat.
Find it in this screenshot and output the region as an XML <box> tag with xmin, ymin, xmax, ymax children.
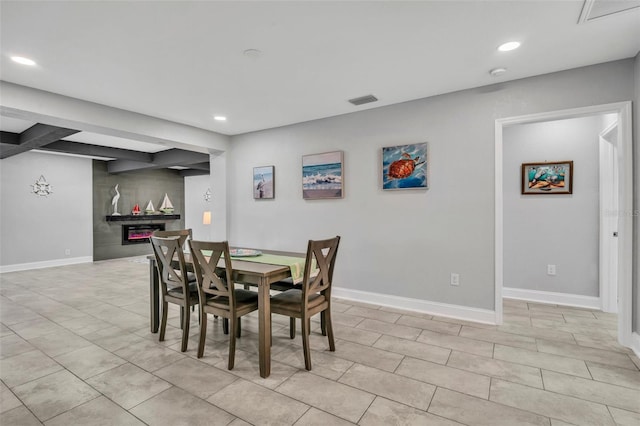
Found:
<box><xmin>167</xmin><ymin>281</ymin><xmax>198</xmax><ymax>298</ymax></box>
<box><xmin>270</xmin><ymin>277</ymin><xmax>297</xmax><ymax>292</ymax></box>
<box><xmin>270</xmin><ymin>289</ymin><xmax>325</xmax><ymax>312</ymax></box>
<box><xmin>205</xmin><ymin>289</ymin><xmax>258</xmax><ymax>310</ymax></box>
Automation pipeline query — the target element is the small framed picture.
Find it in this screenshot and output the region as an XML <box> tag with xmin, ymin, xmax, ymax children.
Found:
<box><xmin>521</xmin><ymin>161</ymin><xmax>573</xmax><ymax>195</ymax></box>
<box><xmin>302</xmin><ymin>151</ymin><xmax>344</xmax><ymax>199</ymax></box>
<box><xmin>382</xmin><ymin>143</ymin><xmax>428</xmax><ymax>190</ymax></box>
<box><xmin>253</xmin><ymin>166</ymin><xmax>274</xmax><ymax>199</ymax></box>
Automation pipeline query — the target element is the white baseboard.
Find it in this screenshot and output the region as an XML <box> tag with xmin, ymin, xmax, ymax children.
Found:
<box><xmin>631</xmin><ymin>332</ymin><xmax>640</xmax><ymax>359</ymax></box>
<box><xmin>503</xmin><ymin>287</ymin><xmax>601</xmax><ymax>310</ymax></box>
<box><xmin>0</xmin><ymin>256</ymin><xmax>93</xmax><ymax>273</ymax></box>
<box><xmin>333</xmin><ymin>286</ymin><xmax>497</xmax><ymax>325</ymax></box>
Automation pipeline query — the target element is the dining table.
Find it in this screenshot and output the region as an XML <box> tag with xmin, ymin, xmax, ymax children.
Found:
<box><xmin>148</xmin><ymin>249</ymin><xmax>304</xmax><ymax>378</ymax></box>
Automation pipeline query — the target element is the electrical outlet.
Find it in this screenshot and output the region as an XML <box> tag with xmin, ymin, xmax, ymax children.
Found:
<box><xmin>65</xmin><ymin>248</ymin><xmax>71</xmax><ymax>256</ymax></box>
<box><xmin>450</xmin><ymin>273</ymin><xmax>460</xmax><ymax>286</ymax></box>
<box><xmin>547</xmin><ymin>264</ymin><xmax>556</xmax><ymax>276</ymax></box>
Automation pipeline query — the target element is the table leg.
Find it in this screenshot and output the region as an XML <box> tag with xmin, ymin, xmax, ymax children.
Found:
<box><xmin>258</xmin><ymin>277</ymin><xmax>271</xmax><ymax>378</ymax></box>
<box><xmin>149</xmin><ymin>259</ymin><xmax>159</xmax><ymax>333</ymax></box>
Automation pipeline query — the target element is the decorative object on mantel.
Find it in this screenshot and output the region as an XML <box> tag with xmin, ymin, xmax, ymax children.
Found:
<box><xmin>145</xmin><ymin>200</ymin><xmax>156</xmax><ymax>214</ymax></box>
<box><xmin>31</xmin><ymin>175</ymin><xmax>53</xmax><ymax>197</ymax></box>
<box><xmin>111</xmin><ymin>184</ymin><xmax>121</xmax><ymax>215</ymax></box>
<box><xmin>159</xmin><ymin>193</ymin><xmax>174</xmax><ymax>213</ymax></box>
<box><xmin>132</xmin><ymin>203</ymin><xmax>141</xmax><ymax>215</ymax></box>
<box><xmin>204</xmin><ymin>188</ymin><xmax>212</xmax><ymax>202</ymax></box>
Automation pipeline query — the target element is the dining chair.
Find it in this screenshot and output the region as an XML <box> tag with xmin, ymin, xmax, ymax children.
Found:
<box><xmin>270</xmin><ymin>236</ymin><xmax>340</xmax><ymax>370</ymax></box>
<box><xmin>189</xmin><ymin>240</ymin><xmax>259</xmax><ymax>370</ymax></box>
<box><xmin>153</xmin><ymin>228</ymin><xmax>192</xmax><ymax>249</ymax></box>
<box><xmin>150</xmin><ymin>235</ymin><xmax>199</xmax><ymax>352</ymax></box>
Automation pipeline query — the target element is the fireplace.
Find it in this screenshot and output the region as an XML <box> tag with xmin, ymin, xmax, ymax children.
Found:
<box><xmin>122</xmin><ymin>223</ymin><xmax>165</xmax><ymax>245</ymax></box>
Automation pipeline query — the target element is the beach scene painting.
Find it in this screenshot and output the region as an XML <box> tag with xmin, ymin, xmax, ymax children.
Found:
<box><xmin>521</xmin><ymin>161</ymin><xmax>573</xmax><ymax>195</ymax></box>
<box><xmin>253</xmin><ymin>165</ymin><xmax>274</xmax><ymax>199</ymax></box>
<box><xmin>383</xmin><ymin>143</ymin><xmax>428</xmax><ymax>190</ymax></box>
<box><xmin>302</xmin><ymin>151</ymin><xmax>343</xmax><ymax>199</ymax></box>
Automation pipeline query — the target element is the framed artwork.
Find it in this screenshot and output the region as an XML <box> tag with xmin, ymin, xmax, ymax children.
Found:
<box><xmin>302</xmin><ymin>151</ymin><xmax>343</xmax><ymax>199</ymax></box>
<box><xmin>382</xmin><ymin>143</ymin><xmax>428</xmax><ymax>190</ymax></box>
<box><xmin>521</xmin><ymin>161</ymin><xmax>573</xmax><ymax>195</ymax></box>
<box><xmin>253</xmin><ymin>165</ymin><xmax>274</xmax><ymax>199</ymax></box>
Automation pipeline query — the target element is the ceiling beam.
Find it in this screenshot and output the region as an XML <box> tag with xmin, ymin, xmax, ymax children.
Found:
<box><xmin>107</xmin><ymin>148</ymin><xmax>209</xmax><ymax>173</ymax></box>
<box><xmin>179</xmin><ymin>169</ymin><xmax>210</xmax><ymax>177</ymax></box>
<box><xmin>183</xmin><ymin>161</ymin><xmax>210</xmax><ymax>172</ymax></box>
<box><xmin>40</xmin><ymin>140</ymin><xmax>154</xmax><ymax>162</ymax></box>
<box><xmin>0</xmin><ymin>124</ymin><xmax>79</xmax><ymax>159</ymax></box>
<box><xmin>1</xmin><ymin>131</ymin><xmax>20</xmax><ymax>146</ymax></box>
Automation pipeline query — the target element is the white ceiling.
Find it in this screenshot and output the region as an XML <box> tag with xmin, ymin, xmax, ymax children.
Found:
<box><xmin>1</xmin><ymin>0</ymin><xmax>639</xmax><ymax>139</ymax></box>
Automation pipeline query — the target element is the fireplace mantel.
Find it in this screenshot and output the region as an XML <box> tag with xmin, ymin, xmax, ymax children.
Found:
<box><xmin>105</xmin><ymin>214</ymin><xmax>180</xmax><ymax>222</ymax></box>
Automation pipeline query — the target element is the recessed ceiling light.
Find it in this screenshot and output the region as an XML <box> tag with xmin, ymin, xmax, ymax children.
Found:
<box><xmin>489</xmin><ymin>67</ymin><xmax>507</xmax><ymax>77</ymax></box>
<box><xmin>214</xmin><ymin>116</ymin><xmax>227</xmax><ymax>121</ymax></box>
<box><xmin>498</xmin><ymin>41</ymin><xmax>520</xmax><ymax>52</ymax></box>
<box><xmin>11</xmin><ymin>56</ymin><xmax>36</xmax><ymax>66</ymax></box>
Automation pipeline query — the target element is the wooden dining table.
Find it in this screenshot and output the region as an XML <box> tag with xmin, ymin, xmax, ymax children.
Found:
<box><xmin>148</xmin><ymin>250</ymin><xmax>302</xmax><ymax>378</ymax></box>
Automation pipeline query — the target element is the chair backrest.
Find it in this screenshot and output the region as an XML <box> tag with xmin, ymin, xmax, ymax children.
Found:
<box><xmin>150</xmin><ymin>235</ymin><xmax>190</xmax><ymax>296</ymax></box>
<box><xmin>153</xmin><ymin>229</ymin><xmax>192</xmax><ymax>249</ymax></box>
<box><xmin>301</xmin><ymin>236</ymin><xmax>340</xmax><ymax>303</ymax></box>
<box><xmin>188</xmin><ymin>240</ymin><xmax>236</xmax><ymax>307</ymax></box>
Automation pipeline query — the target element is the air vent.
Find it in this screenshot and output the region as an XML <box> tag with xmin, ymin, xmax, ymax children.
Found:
<box><xmin>348</xmin><ymin>94</ymin><xmax>378</xmax><ymax>106</ymax></box>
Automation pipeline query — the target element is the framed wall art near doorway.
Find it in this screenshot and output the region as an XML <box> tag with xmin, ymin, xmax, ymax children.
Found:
<box><xmin>521</xmin><ymin>161</ymin><xmax>573</xmax><ymax>195</ymax></box>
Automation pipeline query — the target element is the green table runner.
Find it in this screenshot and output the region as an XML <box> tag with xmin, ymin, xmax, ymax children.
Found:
<box><xmin>231</xmin><ymin>253</ymin><xmax>311</xmax><ymax>284</ymax></box>
<box><xmin>201</xmin><ymin>250</ymin><xmax>311</xmax><ymax>284</ymax></box>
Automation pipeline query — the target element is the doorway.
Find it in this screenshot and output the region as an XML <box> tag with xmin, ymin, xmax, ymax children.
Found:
<box><xmin>495</xmin><ymin>102</ymin><xmax>633</xmax><ymax>349</ymax></box>
<box><xmin>599</xmin><ymin>121</ymin><xmax>619</xmax><ymax>313</ymax></box>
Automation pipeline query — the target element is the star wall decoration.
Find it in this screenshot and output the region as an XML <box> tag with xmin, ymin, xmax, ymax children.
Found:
<box><xmin>204</xmin><ymin>188</ymin><xmax>212</xmax><ymax>202</ymax></box>
<box><xmin>31</xmin><ymin>175</ymin><xmax>53</xmax><ymax>197</ymax></box>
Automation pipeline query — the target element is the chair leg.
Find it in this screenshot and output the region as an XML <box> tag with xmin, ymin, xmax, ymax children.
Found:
<box><xmin>301</xmin><ymin>315</ymin><xmax>312</xmax><ymax>370</ymax></box>
<box><xmin>320</xmin><ymin>311</ymin><xmax>327</xmax><ymax>336</ymax></box>
<box><xmin>324</xmin><ymin>308</ymin><xmax>335</xmax><ymax>352</ymax></box>
<box><xmin>197</xmin><ymin>310</ymin><xmax>207</xmax><ymax>358</ymax></box>
<box><xmin>181</xmin><ymin>303</ymin><xmax>190</xmax><ymax>352</ymax></box>
<box><xmin>289</xmin><ymin>317</ymin><xmax>296</xmax><ymax>339</ymax></box>
<box><xmin>159</xmin><ymin>301</ymin><xmax>168</xmax><ymax>342</ymax></box>
<box><xmin>180</xmin><ymin>306</ymin><xmax>184</xmax><ymax>329</ymax></box>
<box><xmin>222</xmin><ymin>318</ymin><xmax>229</xmax><ymax>335</ymax></box>
<box><xmin>236</xmin><ymin>317</ymin><xmax>242</xmax><ymax>338</ymax></box>
<box><xmin>228</xmin><ymin>316</ymin><xmax>237</xmax><ymax>370</ymax></box>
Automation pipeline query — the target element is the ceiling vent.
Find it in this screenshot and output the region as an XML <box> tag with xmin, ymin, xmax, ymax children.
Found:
<box><xmin>578</xmin><ymin>0</ymin><xmax>640</xmax><ymax>23</ymax></box>
<box><xmin>348</xmin><ymin>94</ymin><xmax>378</xmax><ymax>106</ymax></box>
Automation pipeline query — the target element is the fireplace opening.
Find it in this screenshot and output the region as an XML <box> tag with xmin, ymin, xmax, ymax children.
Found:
<box><xmin>122</xmin><ymin>223</ymin><xmax>165</xmax><ymax>245</ymax></box>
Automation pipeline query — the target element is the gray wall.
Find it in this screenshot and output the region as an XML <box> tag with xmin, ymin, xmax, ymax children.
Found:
<box><xmin>0</xmin><ymin>151</ymin><xmax>93</xmax><ymax>267</ymax></box>
<box><xmin>634</xmin><ymin>52</ymin><xmax>639</xmax><ymax>334</ymax></box>
<box><xmin>93</xmin><ymin>161</ymin><xmax>185</xmax><ymax>261</ymax></box>
<box><xmin>184</xmin><ymin>174</ymin><xmax>212</xmax><ymax>241</ymax></box>
<box><xmin>228</xmin><ymin>59</ymin><xmax>635</xmax><ymax>311</ymax></box>
<box><xmin>503</xmin><ymin>116</ymin><xmax>603</xmax><ymax>297</ymax></box>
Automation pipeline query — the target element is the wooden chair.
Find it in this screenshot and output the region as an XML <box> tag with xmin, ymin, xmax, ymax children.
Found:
<box><xmin>153</xmin><ymin>228</ymin><xmax>192</xmax><ymax>249</ymax></box>
<box><xmin>150</xmin><ymin>235</ymin><xmax>199</xmax><ymax>352</ymax></box>
<box><xmin>270</xmin><ymin>236</ymin><xmax>340</xmax><ymax>370</ymax></box>
<box><xmin>189</xmin><ymin>240</ymin><xmax>259</xmax><ymax>370</ymax></box>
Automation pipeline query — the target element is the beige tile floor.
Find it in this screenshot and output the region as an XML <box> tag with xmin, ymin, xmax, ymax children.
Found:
<box><xmin>1</xmin><ymin>257</ymin><xmax>639</xmax><ymax>425</ymax></box>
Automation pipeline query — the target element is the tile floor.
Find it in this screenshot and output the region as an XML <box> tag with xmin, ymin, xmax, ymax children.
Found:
<box><xmin>1</xmin><ymin>257</ymin><xmax>639</xmax><ymax>425</ymax></box>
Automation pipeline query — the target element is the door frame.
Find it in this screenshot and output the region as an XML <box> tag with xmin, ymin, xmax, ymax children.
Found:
<box><xmin>599</xmin><ymin>121</ymin><xmax>619</xmax><ymax>313</ymax></box>
<box><xmin>494</xmin><ymin>102</ymin><xmax>633</xmax><ymax>348</ymax></box>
